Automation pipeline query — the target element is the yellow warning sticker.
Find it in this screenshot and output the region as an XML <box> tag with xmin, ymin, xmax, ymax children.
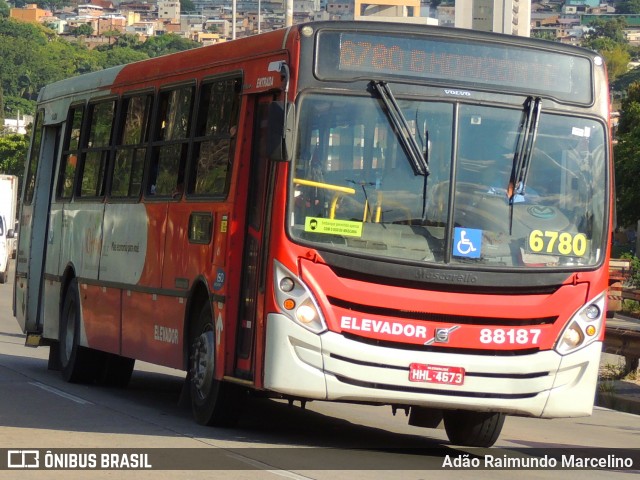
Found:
<box><xmin>304</xmin><ymin>217</ymin><xmax>363</xmax><ymax>237</ymax></box>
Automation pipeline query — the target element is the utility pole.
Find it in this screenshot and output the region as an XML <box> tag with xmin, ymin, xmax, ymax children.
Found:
<box><xmin>285</xmin><ymin>0</ymin><xmax>293</xmax><ymax>27</ymax></box>
<box><xmin>232</xmin><ymin>0</ymin><xmax>236</xmax><ymax>39</ymax></box>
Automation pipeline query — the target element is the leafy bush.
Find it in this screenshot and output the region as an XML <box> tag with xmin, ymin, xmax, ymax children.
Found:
<box><xmin>620</xmin><ymin>253</ymin><xmax>640</xmax><ymax>288</ymax></box>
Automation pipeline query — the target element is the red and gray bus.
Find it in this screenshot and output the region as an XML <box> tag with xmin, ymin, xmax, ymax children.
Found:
<box><xmin>14</xmin><ymin>21</ymin><xmax>613</xmax><ymax>447</ymax></box>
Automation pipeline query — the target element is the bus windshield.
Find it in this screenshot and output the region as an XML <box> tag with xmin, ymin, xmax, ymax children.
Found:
<box><xmin>289</xmin><ymin>93</ymin><xmax>607</xmax><ymax>269</ymax></box>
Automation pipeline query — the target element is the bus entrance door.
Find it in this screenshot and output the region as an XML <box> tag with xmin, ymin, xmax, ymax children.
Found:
<box><xmin>234</xmin><ymin>97</ymin><xmax>274</xmax><ymax>379</ymax></box>
<box><xmin>16</xmin><ymin>120</ymin><xmax>59</xmax><ymax>336</ymax></box>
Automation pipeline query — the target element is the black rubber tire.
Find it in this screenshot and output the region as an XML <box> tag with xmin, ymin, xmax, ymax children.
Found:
<box><xmin>59</xmin><ymin>279</ymin><xmax>103</xmax><ymax>383</ymax></box>
<box><xmin>443</xmin><ymin>410</ymin><xmax>506</xmax><ymax>447</ymax></box>
<box><xmin>189</xmin><ymin>300</ymin><xmax>244</xmax><ymax>426</ymax></box>
<box><xmin>0</xmin><ymin>268</ymin><xmax>6</xmax><ymax>284</ymax></box>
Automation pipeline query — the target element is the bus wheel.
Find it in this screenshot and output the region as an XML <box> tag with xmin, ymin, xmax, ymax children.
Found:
<box><xmin>59</xmin><ymin>279</ymin><xmax>101</xmax><ymax>383</ymax></box>
<box><xmin>442</xmin><ymin>410</ymin><xmax>505</xmax><ymax>447</ymax></box>
<box><xmin>189</xmin><ymin>301</ymin><xmax>243</xmax><ymax>426</ymax></box>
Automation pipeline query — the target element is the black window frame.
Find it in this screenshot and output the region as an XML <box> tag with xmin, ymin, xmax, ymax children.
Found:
<box><xmin>76</xmin><ymin>98</ymin><xmax>117</xmax><ymax>200</ymax></box>
<box><xmin>56</xmin><ymin>104</ymin><xmax>85</xmax><ymax>201</ymax></box>
<box><xmin>145</xmin><ymin>83</ymin><xmax>196</xmax><ymax>199</ymax></box>
<box><xmin>187</xmin><ymin>74</ymin><xmax>242</xmax><ymax>199</ymax></box>
<box><xmin>24</xmin><ymin>109</ymin><xmax>45</xmax><ymax>205</ymax></box>
<box><xmin>109</xmin><ymin>91</ymin><xmax>154</xmax><ymax>201</ymax></box>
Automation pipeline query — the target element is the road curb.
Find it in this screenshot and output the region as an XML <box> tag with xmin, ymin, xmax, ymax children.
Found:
<box><xmin>596</xmin><ymin>380</ymin><xmax>640</xmax><ymax>415</ymax></box>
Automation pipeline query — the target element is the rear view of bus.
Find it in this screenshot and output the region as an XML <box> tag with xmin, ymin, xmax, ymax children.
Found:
<box><xmin>264</xmin><ymin>24</ymin><xmax>612</xmax><ymax>447</ymax></box>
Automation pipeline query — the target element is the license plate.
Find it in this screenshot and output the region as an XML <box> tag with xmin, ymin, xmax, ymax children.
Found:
<box><xmin>409</xmin><ymin>363</ymin><xmax>465</xmax><ymax>385</ymax></box>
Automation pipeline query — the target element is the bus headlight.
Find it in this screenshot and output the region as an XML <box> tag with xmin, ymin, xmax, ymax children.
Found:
<box><xmin>274</xmin><ymin>260</ymin><xmax>327</xmax><ymax>334</ymax></box>
<box><xmin>296</xmin><ymin>302</ymin><xmax>318</xmax><ymax>324</ymax></box>
<box><xmin>555</xmin><ymin>292</ymin><xmax>606</xmax><ymax>355</ymax></box>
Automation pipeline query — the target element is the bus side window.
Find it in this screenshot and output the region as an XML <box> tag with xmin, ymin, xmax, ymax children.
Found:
<box><xmin>57</xmin><ymin>106</ymin><xmax>84</xmax><ymax>200</ymax></box>
<box><xmin>148</xmin><ymin>85</ymin><xmax>194</xmax><ymax>197</ymax></box>
<box><xmin>78</xmin><ymin>100</ymin><xmax>115</xmax><ymax>198</ymax></box>
<box><xmin>189</xmin><ymin>77</ymin><xmax>241</xmax><ymax>197</ymax></box>
<box><xmin>111</xmin><ymin>94</ymin><xmax>152</xmax><ymax>199</ymax></box>
<box><xmin>23</xmin><ymin>111</ymin><xmax>44</xmax><ymax>205</ymax></box>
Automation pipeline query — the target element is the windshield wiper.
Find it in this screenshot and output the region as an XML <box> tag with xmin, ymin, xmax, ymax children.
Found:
<box><xmin>509</xmin><ymin>96</ymin><xmax>541</xmax><ymax>202</ymax></box>
<box><xmin>371</xmin><ymin>81</ymin><xmax>429</xmax><ymax>177</ymax></box>
<box><xmin>508</xmin><ymin>96</ymin><xmax>541</xmax><ymax>233</ymax></box>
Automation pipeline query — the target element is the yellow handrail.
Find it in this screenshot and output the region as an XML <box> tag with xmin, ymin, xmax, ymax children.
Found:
<box><xmin>293</xmin><ymin>178</ymin><xmax>356</xmax><ymax>195</ymax></box>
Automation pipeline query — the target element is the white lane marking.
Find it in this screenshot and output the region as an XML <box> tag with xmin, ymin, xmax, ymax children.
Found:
<box><xmin>29</xmin><ymin>382</ymin><xmax>92</xmax><ymax>405</ymax></box>
<box><xmin>225</xmin><ymin>451</ymin><xmax>315</xmax><ymax>480</ymax></box>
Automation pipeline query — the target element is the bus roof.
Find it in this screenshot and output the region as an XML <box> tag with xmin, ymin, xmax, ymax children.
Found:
<box><xmin>36</xmin><ymin>21</ymin><xmax>601</xmax><ymax>124</ymax></box>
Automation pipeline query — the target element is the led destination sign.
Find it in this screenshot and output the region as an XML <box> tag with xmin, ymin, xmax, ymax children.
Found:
<box><xmin>316</xmin><ymin>31</ymin><xmax>593</xmax><ymax>104</ymax></box>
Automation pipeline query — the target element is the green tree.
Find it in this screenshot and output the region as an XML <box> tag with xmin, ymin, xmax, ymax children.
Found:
<box><xmin>180</xmin><ymin>0</ymin><xmax>196</xmax><ymax>13</ymax></box>
<box><xmin>600</xmin><ymin>44</ymin><xmax>632</xmax><ymax>83</ymax></box>
<box><xmin>0</xmin><ymin>17</ymin><xmax>50</xmax><ymax>43</ymax></box>
<box><xmin>581</xmin><ymin>18</ymin><xmax>630</xmax><ymax>83</ymax></box>
<box><xmin>0</xmin><ymin>0</ymin><xmax>10</xmax><ymax>18</ymax></box>
<box><xmin>1</xmin><ymin>18</ymin><xmax>101</xmax><ymax>101</ymax></box>
<box><xmin>137</xmin><ymin>34</ymin><xmax>199</xmax><ymax>58</ymax></box>
<box><xmin>25</xmin><ymin>0</ymin><xmax>69</xmax><ymax>9</ymax></box>
<box><xmin>67</xmin><ymin>41</ymin><xmax>102</xmax><ymax>74</ymax></box>
<box><xmin>97</xmin><ymin>47</ymin><xmax>148</xmax><ymax>68</ymax></box>
<box><xmin>617</xmin><ymin>82</ymin><xmax>640</xmax><ymax>135</ymax></box>
<box><xmin>72</xmin><ymin>23</ymin><xmax>93</xmax><ymax>37</ymax></box>
<box><xmin>531</xmin><ymin>30</ymin><xmax>557</xmax><ymax>41</ymax></box>
<box><xmin>109</xmin><ymin>33</ymin><xmax>141</xmax><ymax>50</ymax></box>
<box><xmin>0</xmin><ymin>133</ymin><xmax>29</xmax><ymax>177</ymax></box>
<box><xmin>3</xmin><ymin>96</ymin><xmax>35</xmax><ymax>118</ymax></box>
<box><xmin>614</xmin><ymin>82</ymin><xmax>640</xmax><ymax>227</ymax></box>
<box><xmin>583</xmin><ymin>36</ymin><xmax>619</xmax><ymax>53</ymax></box>
<box><xmin>583</xmin><ymin>17</ymin><xmax>628</xmax><ymax>46</ymax></box>
<box><xmin>617</xmin><ymin>0</ymin><xmax>640</xmax><ymax>14</ymax></box>
<box><xmin>102</xmin><ymin>29</ymin><xmax>121</xmax><ymax>45</ymax></box>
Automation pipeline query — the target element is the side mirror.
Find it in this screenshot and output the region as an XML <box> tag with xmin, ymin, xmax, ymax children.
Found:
<box><xmin>7</xmin><ymin>229</ymin><xmax>15</xmax><ymax>239</ymax></box>
<box><xmin>267</xmin><ymin>101</ymin><xmax>295</xmax><ymax>162</ymax></box>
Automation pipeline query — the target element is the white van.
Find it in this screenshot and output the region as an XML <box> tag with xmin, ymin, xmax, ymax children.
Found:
<box><xmin>0</xmin><ymin>214</ymin><xmax>15</xmax><ymax>284</ymax></box>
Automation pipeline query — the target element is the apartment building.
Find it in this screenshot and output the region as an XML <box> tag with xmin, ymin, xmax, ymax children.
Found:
<box><xmin>455</xmin><ymin>0</ymin><xmax>532</xmax><ymax>37</ymax></box>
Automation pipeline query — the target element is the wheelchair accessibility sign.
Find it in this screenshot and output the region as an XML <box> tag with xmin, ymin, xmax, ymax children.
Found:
<box><xmin>453</xmin><ymin>228</ymin><xmax>482</xmax><ymax>258</ymax></box>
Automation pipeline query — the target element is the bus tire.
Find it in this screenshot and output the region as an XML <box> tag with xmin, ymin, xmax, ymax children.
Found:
<box><xmin>443</xmin><ymin>410</ymin><xmax>505</xmax><ymax>447</ymax></box>
<box><xmin>59</xmin><ymin>279</ymin><xmax>102</xmax><ymax>383</ymax></box>
<box><xmin>0</xmin><ymin>267</ymin><xmax>6</xmax><ymax>284</ymax></box>
<box><xmin>189</xmin><ymin>301</ymin><xmax>244</xmax><ymax>427</ymax></box>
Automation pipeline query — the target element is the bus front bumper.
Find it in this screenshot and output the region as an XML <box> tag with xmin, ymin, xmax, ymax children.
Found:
<box><xmin>263</xmin><ymin>313</ymin><xmax>601</xmax><ymax>418</ymax></box>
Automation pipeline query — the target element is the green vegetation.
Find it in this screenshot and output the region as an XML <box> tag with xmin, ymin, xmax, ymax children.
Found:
<box><xmin>617</xmin><ymin>254</ymin><xmax>640</xmax><ymax>318</ymax></box>
<box><xmin>599</xmin><ymin>360</ymin><xmax>639</xmax><ymax>383</ymax></box>
<box><xmin>0</xmin><ymin>17</ymin><xmax>199</xmax><ymax>120</ymax></box>
<box><xmin>0</xmin><ymin>0</ymin><xmax>9</xmax><ymax>19</ymax></box>
<box><xmin>616</xmin><ymin>0</ymin><xmax>640</xmax><ymax>14</ymax></box>
<box><xmin>0</xmin><ymin>16</ymin><xmax>200</xmax><ymax>185</ymax></box>
<box><xmin>614</xmin><ymin>83</ymin><xmax>640</xmax><ymax>230</ymax></box>
<box><xmin>620</xmin><ymin>253</ymin><xmax>640</xmax><ymax>288</ymax></box>
<box><xmin>0</xmin><ymin>131</ymin><xmax>29</xmax><ymax>177</ymax></box>
<box><xmin>582</xmin><ymin>17</ymin><xmax>632</xmax><ymax>83</ymax></box>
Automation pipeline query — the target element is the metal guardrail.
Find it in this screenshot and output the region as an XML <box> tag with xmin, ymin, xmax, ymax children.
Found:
<box><xmin>604</xmin><ymin>259</ymin><xmax>640</xmax><ymax>373</ymax></box>
<box><xmin>608</xmin><ymin>258</ymin><xmax>631</xmax><ymax>313</ymax></box>
<box><xmin>605</xmin><ymin>314</ymin><xmax>640</xmax><ymax>374</ymax></box>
